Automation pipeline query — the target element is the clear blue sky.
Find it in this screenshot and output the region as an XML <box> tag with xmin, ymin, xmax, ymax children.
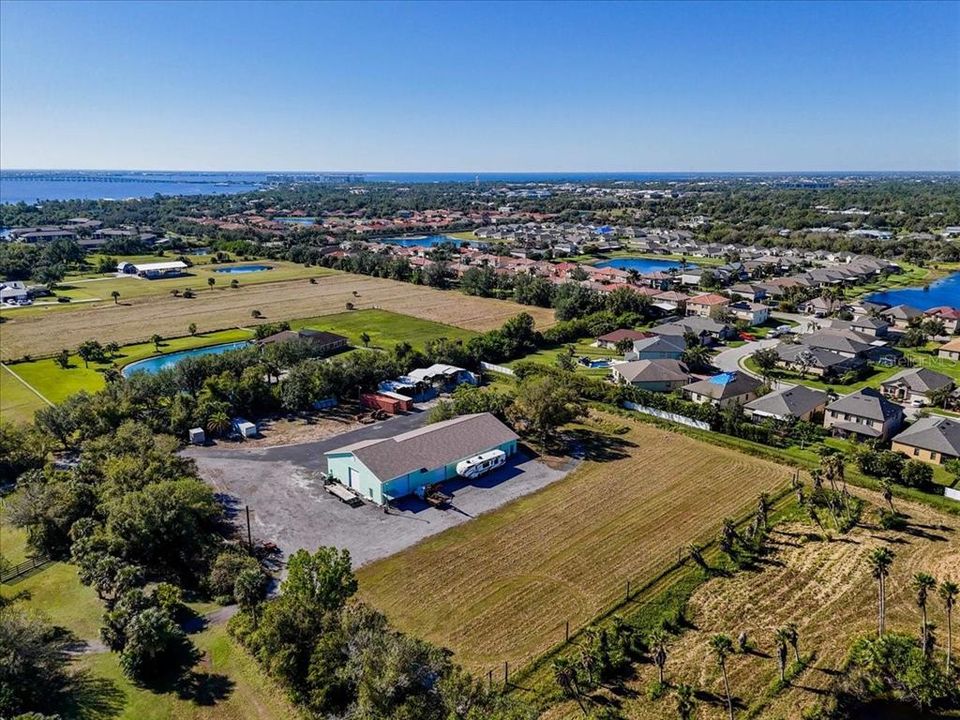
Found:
<box><xmin>1</xmin><ymin>0</ymin><xmax>958</xmax><ymax>172</ymax></box>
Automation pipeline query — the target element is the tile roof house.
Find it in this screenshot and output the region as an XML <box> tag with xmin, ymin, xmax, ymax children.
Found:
<box><xmin>611</xmin><ymin>359</ymin><xmax>691</xmax><ymax>392</ymax></box>
<box><xmin>686</xmin><ymin>293</ymin><xmax>731</xmax><ymax>319</ymax></box>
<box><xmin>891</xmin><ymin>415</ymin><xmax>960</xmax><ymax>465</ymax></box>
<box><xmin>879</xmin><ymin>367</ymin><xmax>954</xmax><ymax>406</ymax></box>
<box><xmin>938</xmin><ymin>338</ymin><xmax>960</xmax><ymax>362</ymax></box>
<box><xmin>257</xmin><ymin>328</ymin><xmax>348</xmax><ymax>355</ymax></box>
<box><xmin>682</xmin><ymin>372</ymin><xmax>763</xmax><ymax>409</ymax></box>
<box><xmin>744</xmin><ymin>385</ymin><xmax>829</xmax><ymax>423</ymax></box>
<box><xmin>879</xmin><ymin>304</ymin><xmax>924</xmax><ymax>329</ymax></box>
<box><xmin>924</xmin><ymin>306</ymin><xmax>960</xmax><ymax>335</ymax></box>
<box><xmin>823</xmin><ymin>388</ymin><xmax>904</xmax><ymax>440</ymax></box>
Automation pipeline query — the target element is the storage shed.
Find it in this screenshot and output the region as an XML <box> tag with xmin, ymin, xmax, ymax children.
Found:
<box><xmin>324</xmin><ymin>413</ymin><xmax>518</xmax><ymax>505</ymax></box>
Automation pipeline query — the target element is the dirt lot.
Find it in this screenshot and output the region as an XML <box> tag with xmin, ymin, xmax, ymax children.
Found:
<box><xmin>0</xmin><ymin>270</ymin><xmax>556</xmax><ymax>360</ymax></box>
<box><xmin>355</xmin><ymin>411</ymin><xmax>796</xmax><ymax>673</ymax></box>
<box><xmin>184</xmin><ymin>412</ymin><xmax>572</xmax><ymax>568</ymax></box>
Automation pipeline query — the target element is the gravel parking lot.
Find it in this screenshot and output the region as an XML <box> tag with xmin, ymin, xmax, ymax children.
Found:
<box><xmin>184</xmin><ymin>414</ymin><xmax>573</xmax><ymax>567</ymax></box>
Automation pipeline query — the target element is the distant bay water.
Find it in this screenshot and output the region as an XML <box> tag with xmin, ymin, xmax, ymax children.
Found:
<box><xmin>2</xmin><ymin>169</ymin><xmax>942</xmax><ymax>205</ymax></box>
<box><xmin>0</xmin><ymin>169</ymin><xmax>817</xmax><ymax>205</ymax></box>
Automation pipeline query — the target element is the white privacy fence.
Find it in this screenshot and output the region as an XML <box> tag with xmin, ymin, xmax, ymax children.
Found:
<box><xmin>622</xmin><ymin>400</ymin><xmax>711</xmax><ymax>430</ymax></box>
<box><xmin>480</xmin><ymin>361</ymin><xmax>516</xmax><ymax>376</ymax></box>
<box><xmin>944</xmin><ymin>487</ymin><xmax>960</xmax><ymax>502</ymax></box>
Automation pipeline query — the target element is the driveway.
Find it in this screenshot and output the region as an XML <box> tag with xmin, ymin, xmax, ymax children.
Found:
<box><xmin>184</xmin><ymin>414</ymin><xmax>574</xmax><ymax>568</ymax></box>
<box><xmin>712</xmin><ymin>337</ymin><xmax>793</xmax><ymax>386</ymax></box>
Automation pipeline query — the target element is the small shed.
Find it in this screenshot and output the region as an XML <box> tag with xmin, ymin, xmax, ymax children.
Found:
<box><xmin>188</xmin><ymin>427</ymin><xmax>205</xmax><ymax>445</ymax></box>
<box><xmin>360</xmin><ymin>392</ymin><xmax>412</xmax><ymax>415</ymax></box>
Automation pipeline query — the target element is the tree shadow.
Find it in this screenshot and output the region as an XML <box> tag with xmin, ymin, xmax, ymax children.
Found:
<box><xmin>565</xmin><ymin>428</ymin><xmax>637</xmax><ymax>462</ymax></box>
<box><xmin>176</xmin><ymin>671</ymin><xmax>235</xmax><ymax>706</ymax></box>
<box><xmin>59</xmin><ymin>669</ymin><xmax>126</xmax><ymax>720</ymax></box>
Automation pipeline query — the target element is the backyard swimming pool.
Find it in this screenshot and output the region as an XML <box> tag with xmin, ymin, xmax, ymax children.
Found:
<box><xmin>122</xmin><ymin>341</ymin><xmax>251</xmax><ymax>376</ymax></box>
<box><xmin>213</xmin><ymin>264</ymin><xmax>273</xmax><ymax>274</ymax></box>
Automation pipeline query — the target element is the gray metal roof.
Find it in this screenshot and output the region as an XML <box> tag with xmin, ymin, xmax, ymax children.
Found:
<box><xmin>892</xmin><ymin>415</ymin><xmax>960</xmax><ymax>457</ymax></box>
<box><xmin>325</xmin><ymin>413</ymin><xmax>518</xmax><ymax>482</ymax></box>
<box><xmin>683</xmin><ymin>371</ymin><xmax>761</xmax><ymax>400</ymax></box>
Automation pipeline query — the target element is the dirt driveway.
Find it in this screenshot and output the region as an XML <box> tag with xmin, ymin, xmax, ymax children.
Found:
<box><xmin>184</xmin><ymin>415</ymin><xmax>574</xmax><ymax>568</ymax></box>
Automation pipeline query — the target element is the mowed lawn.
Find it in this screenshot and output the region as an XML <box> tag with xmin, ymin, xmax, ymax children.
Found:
<box><xmin>0</xmin><ymin>310</ymin><xmax>478</xmax><ymax>424</ymax></box>
<box><xmin>0</xmin><ymin>270</ymin><xmax>556</xmax><ymax>360</ymax></box>
<box><xmin>292</xmin><ymin>308</ymin><xmax>477</xmax><ymax>351</ymax></box>
<box><xmin>0</xmin><ymin>328</ymin><xmax>256</xmax><ymax>424</ymax></box>
<box><xmin>0</xmin><ymin>364</ymin><xmax>50</xmax><ymax>424</ymax></box>
<box><xmin>357</xmin><ymin>411</ymin><xmax>795</xmax><ymax>673</ymax></box>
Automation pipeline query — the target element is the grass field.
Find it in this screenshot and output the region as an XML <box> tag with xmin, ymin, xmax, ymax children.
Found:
<box><xmin>292</xmin><ymin>308</ymin><xmax>477</xmax><ymax>351</ymax></box>
<box><xmin>504</xmin><ymin>338</ymin><xmax>618</xmax><ymax>376</ymax></box>
<box><xmin>0</xmin><ymin>270</ymin><xmax>556</xmax><ymax>361</ymax></box>
<box><xmin>356</xmin><ymin>411</ymin><xmax>795</xmax><ymax>673</ymax></box>
<box><xmin>0</xmin><ymin>309</ymin><xmax>480</xmax><ymax>424</ymax></box>
<box><xmin>540</xmin><ymin>488</ymin><xmax>960</xmax><ymax>720</ymax></box>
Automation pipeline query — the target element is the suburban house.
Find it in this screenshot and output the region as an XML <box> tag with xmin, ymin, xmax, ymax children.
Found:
<box><xmin>744</xmin><ymin>385</ymin><xmax>828</xmax><ymax>423</ymax></box>
<box><xmin>117</xmin><ymin>260</ymin><xmax>188</xmax><ymax>279</ymax></box>
<box><xmin>257</xmin><ymin>329</ymin><xmax>348</xmax><ymax>356</ymax></box>
<box><xmin>596</xmin><ymin>329</ymin><xmax>651</xmax><ymax>350</ymax></box>
<box><xmin>823</xmin><ymin>388</ymin><xmax>904</xmax><ymax>441</ymax></box>
<box><xmin>0</xmin><ymin>281</ymin><xmax>30</xmax><ymax>304</ymax></box>
<box><xmin>924</xmin><ymin>306</ymin><xmax>960</xmax><ymax>335</ymax></box>
<box><xmin>624</xmin><ymin>334</ymin><xmax>687</xmax><ymax>361</ymax></box>
<box><xmin>611</xmin><ymin>359</ymin><xmax>691</xmax><ymax>392</ymax></box>
<box><xmin>686</xmin><ymin>293</ymin><xmax>730</xmax><ymax>319</ymax></box>
<box><xmin>939</xmin><ymin>338</ymin><xmax>960</xmax><ymax>361</ymax></box>
<box><xmin>775</xmin><ymin>343</ymin><xmax>866</xmax><ymax>379</ymax></box>
<box><xmin>799</xmin><ymin>296</ymin><xmax>840</xmax><ymax>317</ymax></box>
<box><xmin>682</xmin><ymin>371</ymin><xmax>762</xmax><ymax>408</ymax></box>
<box><xmin>652</xmin><ymin>317</ymin><xmax>735</xmax><ymax>343</ymax></box>
<box><xmin>879</xmin><ymin>367</ymin><xmax>954</xmax><ymax>406</ymax></box>
<box><xmin>890</xmin><ymin>415</ymin><xmax>960</xmax><ymax>466</ymax></box>
<box><xmin>728</xmin><ymin>301</ymin><xmax>770</xmax><ymax>326</ymax></box>
<box><xmin>848</xmin><ymin>316</ymin><xmax>890</xmax><ymax>337</ymax></box>
<box><xmin>879</xmin><ymin>304</ymin><xmax>923</xmax><ymax>330</ymax></box>
<box><xmin>324</xmin><ymin>413</ymin><xmax>518</xmax><ymax>505</ymax></box>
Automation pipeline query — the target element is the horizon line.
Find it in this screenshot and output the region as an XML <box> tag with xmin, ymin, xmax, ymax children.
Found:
<box><xmin>2</xmin><ymin>167</ymin><xmax>959</xmax><ymax>175</ymax></box>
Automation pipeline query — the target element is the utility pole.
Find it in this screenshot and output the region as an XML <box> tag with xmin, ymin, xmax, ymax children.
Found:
<box><xmin>245</xmin><ymin>505</ymin><xmax>253</xmax><ymax>551</ymax></box>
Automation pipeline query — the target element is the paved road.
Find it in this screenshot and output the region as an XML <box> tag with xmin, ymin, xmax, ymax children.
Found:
<box><xmin>711</xmin><ymin>337</ymin><xmax>795</xmax><ymax>388</ymax></box>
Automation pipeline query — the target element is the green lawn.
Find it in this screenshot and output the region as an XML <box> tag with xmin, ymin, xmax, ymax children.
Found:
<box><xmin>743</xmin><ymin>355</ymin><xmax>904</xmax><ymax>393</ymax></box>
<box><xmin>1</xmin><ymin>328</ymin><xmax>256</xmax><ymax>424</ymax></box>
<box><xmin>290</xmin><ymin>308</ymin><xmax>477</xmax><ymax>351</ymax></box>
<box><xmin>0</xmin><ymin>363</ymin><xmax>50</xmax><ymax>424</ymax></box>
<box><xmin>903</xmin><ymin>342</ymin><xmax>960</xmax><ymax>382</ymax></box>
<box><xmin>504</xmin><ymin>338</ymin><xmax>617</xmax><ymax>377</ymax></box>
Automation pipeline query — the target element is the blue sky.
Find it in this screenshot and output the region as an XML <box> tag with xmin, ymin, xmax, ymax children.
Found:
<box><xmin>1</xmin><ymin>0</ymin><xmax>958</xmax><ymax>172</ymax></box>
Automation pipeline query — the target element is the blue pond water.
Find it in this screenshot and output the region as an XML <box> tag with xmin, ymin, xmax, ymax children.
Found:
<box><xmin>213</xmin><ymin>264</ymin><xmax>273</xmax><ymax>274</ymax></box>
<box><xmin>594</xmin><ymin>257</ymin><xmax>695</xmax><ymax>273</ymax></box>
<box><xmin>378</xmin><ymin>234</ymin><xmax>465</xmax><ymax>247</ymax></box>
<box><xmin>865</xmin><ymin>272</ymin><xmax>960</xmax><ymax>311</ymax></box>
<box><xmin>275</xmin><ymin>217</ymin><xmax>317</xmax><ymax>225</ymax></box>
<box><xmin>122</xmin><ymin>341</ymin><xmax>250</xmax><ymax>376</ymax></box>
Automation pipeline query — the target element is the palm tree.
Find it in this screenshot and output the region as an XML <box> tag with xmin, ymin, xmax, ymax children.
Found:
<box><xmin>111</xmin><ymin>290</ymin><xmax>120</xmax><ymax>304</ymax></box>
<box><xmin>552</xmin><ymin>657</ymin><xmax>586</xmax><ymax>714</ymax></box>
<box><xmin>913</xmin><ymin>573</ymin><xmax>937</xmax><ymax>652</ymax></box>
<box><xmin>360</xmin><ymin>331</ymin><xmax>371</xmax><ymax>348</ymax></box>
<box><xmin>939</xmin><ymin>579</ymin><xmax>957</xmax><ymax>673</ymax></box>
<box><xmin>880</xmin><ymin>479</ymin><xmax>894</xmax><ymax>512</ymax></box>
<box><xmin>709</xmin><ymin>634</ymin><xmax>735</xmax><ymax>720</ymax></box>
<box><xmin>206</xmin><ymin>411</ymin><xmax>231</xmax><ymax>438</ymax></box>
<box><xmin>650</xmin><ymin>629</ymin><xmax>668</xmax><ymax>685</ymax></box>
<box><xmin>784</xmin><ymin>622</ymin><xmax>800</xmax><ymax>665</ymax></box>
<box><xmin>675</xmin><ymin>682</ymin><xmax>696</xmax><ymax>720</ymax></box>
<box><xmin>151</xmin><ymin>334</ymin><xmax>163</xmax><ymax>351</ymax></box>
<box><xmin>774</xmin><ymin>628</ymin><xmax>790</xmax><ymax>682</ymax></box>
<box><xmin>188</xmin><ymin>322</ymin><xmax>197</xmax><ymax>336</ymax></box>
<box><xmin>868</xmin><ymin>547</ymin><xmax>894</xmax><ymax>636</ymax></box>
